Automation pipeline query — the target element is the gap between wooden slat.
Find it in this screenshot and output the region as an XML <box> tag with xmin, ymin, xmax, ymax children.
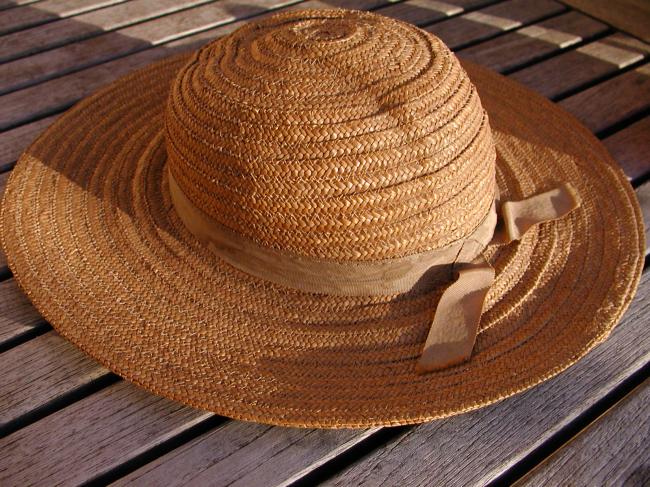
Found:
<box><xmin>0</xmin><ymin>0</ymin><xmax>43</xmax><ymax>11</ymax></box>
<box><xmin>494</xmin><ymin>363</ymin><xmax>650</xmax><ymax>486</ymax></box>
<box><xmin>515</xmin><ymin>378</ymin><xmax>650</xmax><ymax>486</ymax></box>
<box><xmin>0</xmin><ymin>0</ymin><xmax>223</xmax><ymax>63</ymax></box>
<box><xmin>0</xmin><ymin>0</ymin><xmax>131</xmax><ymax>36</ymax></box>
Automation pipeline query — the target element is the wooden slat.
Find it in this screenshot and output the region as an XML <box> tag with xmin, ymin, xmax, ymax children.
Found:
<box><xmin>116</xmin><ymin>423</ymin><xmax>379</xmax><ymax>486</ymax></box>
<box><xmin>319</xmin><ymin>270</ymin><xmax>650</xmax><ymax>486</ymax></box>
<box><xmin>0</xmin><ymin>0</ymin><xmax>216</xmax><ymax>62</ymax></box>
<box><xmin>561</xmin><ymin>0</ymin><xmax>650</xmax><ymax>44</ymax></box>
<box><xmin>0</xmin><ymin>11</ymin><xmax>275</xmax><ymax>130</ymax></box>
<box><xmin>0</xmin><ymin>0</ymin><xmax>403</xmax><ymax>131</ymax></box>
<box><xmin>458</xmin><ymin>11</ymin><xmax>609</xmax><ymax>72</ymax></box>
<box><xmin>519</xmin><ymin>379</ymin><xmax>650</xmax><ymax>486</ymax></box>
<box><xmin>636</xmin><ymin>183</ymin><xmax>650</xmax><ymax>255</ymax></box>
<box><xmin>559</xmin><ymin>64</ymin><xmax>650</xmax><ymax>135</ymax></box>
<box><xmin>426</xmin><ymin>0</ymin><xmax>566</xmax><ymax>50</ymax></box>
<box><xmin>604</xmin><ymin>117</ymin><xmax>650</xmax><ymax>182</ymax></box>
<box><xmin>0</xmin><ymin>0</ymin><xmax>129</xmax><ymax>36</ymax></box>
<box><xmin>0</xmin><ymin>0</ymin><xmax>41</xmax><ymax>10</ymax></box>
<box><xmin>0</xmin><ymin>381</ymin><xmax>212</xmax><ymax>486</ymax></box>
<box><xmin>375</xmin><ymin>0</ymin><xmax>493</xmax><ymax>26</ymax></box>
<box><xmin>510</xmin><ymin>33</ymin><xmax>650</xmax><ymax>99</ymax></box>
<box><xmin>0</xmin><ymin>278</ymin><xmax>46</xmax><ymax>346</ymax></box>
<box><xmin>0</xmin><ymin>113</ymin><xmax>56</xmax><ymax>171</ymax></box>
<box><xmin>0</xmin><ymin>331</ymin><xmax>108</xmax><ymax>430</ymax></box>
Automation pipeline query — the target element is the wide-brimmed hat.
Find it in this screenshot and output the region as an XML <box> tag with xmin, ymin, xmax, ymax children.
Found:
<box><xmin>1</xmin><ymin>8</ymin><xmax>644</xmax><ymax>428</ymax></box>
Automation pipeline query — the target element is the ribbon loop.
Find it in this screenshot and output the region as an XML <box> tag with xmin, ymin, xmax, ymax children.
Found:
<box><xmin>416</xmin><ymin>183</ymin><xmax>580</xmax><ymax>373</ymax></box>
<box><xmin>416</xmin><ymin>258</ymin><xmax>495</xmax><ymax>373</ymax></box>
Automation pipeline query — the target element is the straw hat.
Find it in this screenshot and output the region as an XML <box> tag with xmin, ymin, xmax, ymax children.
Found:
<box><xmin>1</xmin><ymin>9</ymin><xmax>644</xmax><ymax>428</ymax></box>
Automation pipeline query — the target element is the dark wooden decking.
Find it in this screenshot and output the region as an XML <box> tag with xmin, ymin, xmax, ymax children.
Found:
<box><xmin>0</xmin><ymin>1</ymin><xmax>648</xmax><ymax>485</ymax></box>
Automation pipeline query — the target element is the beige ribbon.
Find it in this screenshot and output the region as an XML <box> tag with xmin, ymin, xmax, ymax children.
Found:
<box><xmin>168</xmin><ymin>169</ymin><xmax>497</xmax><ymax>296</ymax></box>
<box><xmin>416</xmin><ymin>182</ymin><xmax>580</xmax><ymax>373</ymax></box>
<box><xmin>168</xmin><ymin>167</ymin><xmax>580</xmax><ymax>373</ymax></box>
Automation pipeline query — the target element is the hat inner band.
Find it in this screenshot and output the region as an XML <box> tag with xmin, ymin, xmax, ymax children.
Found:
<box><xmin>167</xmin><ymin>166</ymin><xmax>497</xmax><ymax>297</ymax></box>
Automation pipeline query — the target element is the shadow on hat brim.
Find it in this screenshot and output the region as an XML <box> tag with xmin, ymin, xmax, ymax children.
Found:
<box><xmin>0</xmin><ymin>55</ymin><xmax>644</xmax><ymax>428</ymax></box>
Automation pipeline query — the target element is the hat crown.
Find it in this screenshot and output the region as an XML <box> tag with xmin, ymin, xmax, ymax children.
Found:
<box><xmin>165</xmin><ymin>9</ymin><xmax>496</xmax><ymax>261</ymax></box>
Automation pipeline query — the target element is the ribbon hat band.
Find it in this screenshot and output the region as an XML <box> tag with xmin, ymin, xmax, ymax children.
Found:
<box><xmin>169</xmin><ymin>166</ymin><xmax>580</xmax><ymax>373</ymax></box>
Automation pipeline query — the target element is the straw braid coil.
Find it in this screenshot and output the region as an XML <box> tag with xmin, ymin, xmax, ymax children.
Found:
<box><xmin>165</xmin><ymin>9</ymin><xmax>497</xmax><ymax>260</ymax></box>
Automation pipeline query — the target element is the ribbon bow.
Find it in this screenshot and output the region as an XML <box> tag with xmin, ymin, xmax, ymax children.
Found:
<box><xmin>416</xmin><ymin>183</ymin><xmax>580</xmax><ymax>373</ymax></box>
<box><xmin>168</xmin><ymin>168</ymin><xmax>579</xmax><ymax>373</ymax></box>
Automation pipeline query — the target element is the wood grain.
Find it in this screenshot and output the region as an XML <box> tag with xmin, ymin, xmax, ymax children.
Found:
<box><xmin>375</xmin><ymin>0</ymin><xmax>494</xmax><ymax>26</ymax></box>
<box><xmin>458</xmin><ymin>11</ymin><xmax>609</xmax><ymax>72</ymax></box>
<box><xmin>519</xmin><ymin>379</ymin><xmax>650</xmax><ymax>486</ymax></box>
<box><xmin>321</xmin><ymin>270</ymin><xmax>650</xmax><ymax>486</ymax></box>
<box><xmin>116</xmin><ymin>423</ymin><xmax>379</xmax><ymax>486</ymax></box>
<box><xmin>510</xmin><ymin>33</ymin><xmax>650</xmax><ymax>99</ymax></box>
<box><xmin>0</xmin><ymin>381</ymin><xmax>212</xmax><ymax>486</ymax></box>
<box><xmin>0</xmin><ymin>0</ymin><xmax>305</xmax><ymax>94</ymax></box>
<box><xmin>0</xmin><ymin>0</ymin><xmax>129</xmax><ymax>36</ymax></box>
<box><xmin>604</xmin><ymin>117</ymin><xmax>650</xmax><ymax>182</ymax></box>
<box><xmin>426</xmin><ymin>0</ymin><xmax>566</xmax><ymax>50</ymax></box>
<box><xmin>559</xmin><ymin>64</ymin><xmax>650</xmax><ymax>134</ymax></box>
<box><xmin>0</xmin><ymin>331</ymin><xmax>109</xmax><ymax>429</ymax></box>
<box><xmin>0</xmin><ymin>278</ymin><xmax>47</xmax><ymax>347</ymax></box>
<box><xmin>0</xmin><ymin>113</ymin><xmax>57</xmax><ymax>171</ymax></box>
<box><xmin>0</xmin><ymin>10</ymin><xmax>265</xmax><ymax>131</ymax></box>
<box><xmin>0</xmin><ymin>0</ymin><xmax>216</xmax><ymax>62</ymax></box>
<box><xmin>561</xmin><ymin>0</ymin><xmax>650</xmax><ymax>43</ymax></box>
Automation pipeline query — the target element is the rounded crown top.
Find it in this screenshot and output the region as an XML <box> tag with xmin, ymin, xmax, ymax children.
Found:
<box><xmin>165</xmin><ymin>8</ymin><xmax>496</xmax><ymax>261</ymax></box>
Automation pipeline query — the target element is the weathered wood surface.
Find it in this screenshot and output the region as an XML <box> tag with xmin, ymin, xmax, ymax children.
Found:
<box><xmin>0</xmin><ymin>331</ymin><xmax>109</xmax><ymax>431</ymax></box>
<box><xmin>426</xmin><ymin>0</ymin><xmax>566</xmax><ymax>50</ymax></box>
<box><xmin>0</xmin><ymin>0</ymin><xmax>129</xmax><ymax>36</ymax></box>
<box><xmin>0</xmin><ymin>0</ymin><xmax>217</xmax><ymax>62</ymax></box>
<box><xmin>0</xmin><ymin>0</ymin><xmax>41</xmax><ymax>10</ymax></box>
<box><xmin>0</xmin><ymin>1</ymin><xmax>648</xmax><ymax>485</ymax></box>
<box><xmin>0</xmin><ymin>113</ymin><xmax>56</xmax><ymax>170</ymax></box>
<box><xmin>116</xmin><ymin>423</ymin><xmax>379</xmax><ymax>487</ymax></box>
<box><xmin>0</xmin><ymin>381</ymin><xmax>212</xmax><ymax>486</ymax></box>
<box><xmin>519</xmin><ymin>379</ymin><xmax>650</xmax><ymax>487</ymax></box>
<box><xmin>0</xmin><ymin>277</ymin><xmax>46</xmax><ymax>347</ymax></box>
<box><xmin>559</xmin><ymin>64</ymin><xmax>650</xmax><ymax>134</ymax></box>
<box><xmin>0</xmin><ymin>0</ymin><xmax>308</xmax><ymax>94</ymax></box>
<box><xmin>457</xmin><ymin>11</ymin><xmax>609</xmax><ymax>72</ymax></box>
<box><xmin>511</xmin><ymin>33</ymin><xmax>650</xmax><ymax>99</ymax></box>
<box><xmin>604</xmin><ymin>117</ymin><xmax>650</xmax><ymax>183</ymax></box>
<box><xmin>372</xmin><ymin>0</ymin><xmax>494</xmax><ymax>26</ymax></box>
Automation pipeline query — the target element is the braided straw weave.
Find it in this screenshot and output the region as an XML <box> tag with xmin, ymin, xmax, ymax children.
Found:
<box><xmin>165</xmin><ymin>9</ymin><xmax>496</xmax><ymax>260</ymax></box>
<box><xmin>0</xmin><ymin>9</ymin><xmax>644</xmax><ymax>428</ymax></box>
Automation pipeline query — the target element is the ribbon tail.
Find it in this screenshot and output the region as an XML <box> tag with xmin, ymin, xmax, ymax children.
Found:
<box><xmin>494</xmin><ymin>182</ymin><xmax>581</xmax><ymax>244</ymax></box>
<box><xmin>416</xmin><ymin>259</ymin><xmax>495</xmax><ymax>373</ymax></box>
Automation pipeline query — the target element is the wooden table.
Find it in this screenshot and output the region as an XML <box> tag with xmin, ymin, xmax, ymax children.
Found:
<box><xmin>0</xmin><ymin>1</ymin><xmax>649</xmax><ymax>485</ymax></box>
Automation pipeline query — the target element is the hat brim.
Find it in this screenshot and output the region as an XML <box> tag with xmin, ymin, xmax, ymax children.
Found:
<box><xmin>1</xmin><ymin>54</ymin><xmax>644</xmax><ymax>428</ymax></box>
